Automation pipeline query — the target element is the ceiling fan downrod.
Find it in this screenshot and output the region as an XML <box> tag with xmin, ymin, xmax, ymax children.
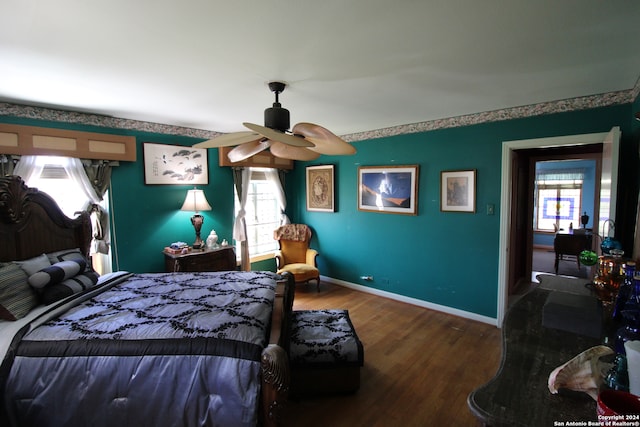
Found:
<box><xmin>264</xmin><ymin>81</ymin><xmax>290</xmax><ymax>132</ymax></box>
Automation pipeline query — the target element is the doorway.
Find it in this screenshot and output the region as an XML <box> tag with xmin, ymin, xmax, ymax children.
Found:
<box><xmin>496</xmin><ymin>128</ymin><xmax>620</xmax><ymax>326</ymax></box>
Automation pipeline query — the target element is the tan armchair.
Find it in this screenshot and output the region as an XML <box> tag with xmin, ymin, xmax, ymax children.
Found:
<box><xmin>273</xmin><ymin>224</ymin><xmax>320</xmax><ymax>290</ymax></box>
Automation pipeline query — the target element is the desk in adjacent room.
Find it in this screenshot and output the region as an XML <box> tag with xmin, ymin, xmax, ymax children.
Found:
<box><xmin>553</xmin><ymin>231</ymin><xmax>593</xmax><ymax>274</ymax></box>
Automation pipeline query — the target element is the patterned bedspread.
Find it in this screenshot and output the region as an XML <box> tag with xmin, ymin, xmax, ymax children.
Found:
<box><xmin>2</xmin><ymin>271</ymin><xmax>278</xmax><ymax>427</ymax></box>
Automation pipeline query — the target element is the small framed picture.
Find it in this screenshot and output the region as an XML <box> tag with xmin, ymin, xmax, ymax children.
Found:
<box><xmin>306</xmin><ymin>165</ymin><xmax>335</xmax><ymax>212</ymax></box>
<box><xmin>143</xmin><ymin>143</ymin><xmax>208</xmax><ymax>185</ymax></box>
<box><xmin>358</xmin><ymin>165</ymin><xmax>419</xmax><ymax>215</ymax></box>
<box><xmin>440</xmin><ymin>169</ymin><xmax>476</xmax><ymax>213</ymax></box>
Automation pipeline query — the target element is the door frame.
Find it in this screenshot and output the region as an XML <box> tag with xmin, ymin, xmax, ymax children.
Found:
<box><xmin>497</xmin><ymin>129</ymin><xmax>618</xmax><ymax>326</ymax></box>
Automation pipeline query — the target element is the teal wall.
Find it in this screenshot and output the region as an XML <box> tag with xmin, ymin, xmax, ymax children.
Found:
<box><xmin>1</xmin><ymin>100</ymin><xmax>638</xmax><ymax>319</ymax></box>
<box><xmin>109</xmin><ymin>133</ymin><xmax>236</xmax><ymax>273</ymax></box>
<box><xmin>288</xmin><ymin>104</ymin><xmax>637</xmax><ymax>318</ymax></box>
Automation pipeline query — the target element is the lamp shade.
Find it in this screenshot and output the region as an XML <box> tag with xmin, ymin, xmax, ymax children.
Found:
<box><xmin>181</xmin><ymin>188</ymin><xmax>212</xmax><ymax>213</ymax></box>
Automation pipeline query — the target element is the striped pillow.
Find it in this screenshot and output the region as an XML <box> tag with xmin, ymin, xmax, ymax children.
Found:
<box><xmin>40</xmin><ymin>270</ymin><xmax>100</xmax><ymax>305</ymax></box>
<box><xmin>28</xmin><ymin>258</ymin><xmax>86</xmax><ymax>289</ymax></box>
<box><xmin>0</xmin><ymin>263</ymin><xmax>38</xmax><ymax>321</ymax></box>
<box><xmin>46</xmin><ymin>248</ymin><xmax>90</xmax><ymax>271</ymax></box>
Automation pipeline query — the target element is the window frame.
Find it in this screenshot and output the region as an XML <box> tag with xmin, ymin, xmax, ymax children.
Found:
<box><xmin>534</xmin><ymin>181</ymin><xmax>583</xmax><ymax>232</ymax></box>
<box><xmin>235</xmin><ymin>168</ymin><xmax>281</xmax><ymax>261</ymax></box>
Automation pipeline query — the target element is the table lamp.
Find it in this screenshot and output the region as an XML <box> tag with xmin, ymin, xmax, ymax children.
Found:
<box><xmin>180</xmin><ymin>187</ymin><xmax>212</xmax><ymax>249</ymax></box>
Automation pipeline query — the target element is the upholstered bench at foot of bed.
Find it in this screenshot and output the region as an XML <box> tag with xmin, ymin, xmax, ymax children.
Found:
<box><xmin>289</xmin><ymin>309</ymin><xmax>364</xmax><ymax>396</ymax></box>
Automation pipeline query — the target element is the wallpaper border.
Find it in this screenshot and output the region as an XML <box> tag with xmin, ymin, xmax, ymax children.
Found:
<box><xmin>1</xmin><ymin>82</ymin><xmax>638</xmax><ymax>143</ymax></box>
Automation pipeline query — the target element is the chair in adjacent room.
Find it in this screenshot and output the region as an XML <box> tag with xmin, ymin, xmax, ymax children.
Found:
<box><xmin>273</xmin><ymin>224</ymin><xmax>320</xmax><ymax>290</ymax></box>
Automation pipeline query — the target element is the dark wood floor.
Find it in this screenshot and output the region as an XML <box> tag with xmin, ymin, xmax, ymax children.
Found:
<box><xmin>281</xmin><ymin>282</ymin><xmax>502</xmax><ymax>427</ymax></box>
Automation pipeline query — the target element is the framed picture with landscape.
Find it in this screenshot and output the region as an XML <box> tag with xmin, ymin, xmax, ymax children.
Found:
<box><xmin>358</xmin><ymin>165</ymin><xmax>419</xmax><ymax>215</ymax></box>
<box><xmin>143</xmin><ymin>142</ymin><xmax>208</xmax><ymax>185</ymax></box>
<box><xmin>440</xmin><ymin>169</ymin><xmax>476</xmax><ymax>213</ymax></box>
<box><xmin>306</xmin><ymin>165</ymin><xmax>335</xmax><ymax>212</ymax></box>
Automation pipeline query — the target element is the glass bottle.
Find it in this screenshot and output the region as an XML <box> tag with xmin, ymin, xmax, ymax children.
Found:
<box><xmin>605</xmin><ymin>353</ymin><xmax>630</xmax><ymax>392</ymax></box>
<box><xmin>615</xmin><ymin>276</ymin><xmax>640</xmax><ymax>354</ymax></box>
<box><xmin>613</xmin><ymin>262</ymin><xmax>637</xmax><ymax>322</ymax></box>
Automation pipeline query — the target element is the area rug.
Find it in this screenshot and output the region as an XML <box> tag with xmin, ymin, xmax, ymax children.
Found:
<box><xmin>535</xmin><ymin>273</ymin><xmax>593</xmax><ymax>296</ymax></box>
<box><xmin>532</xmin><ymin>249</ymin><xmax>589</xmax><ymax>278</ymax></box>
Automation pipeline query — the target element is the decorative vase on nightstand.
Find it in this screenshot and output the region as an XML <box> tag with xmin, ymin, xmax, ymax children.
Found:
<box><xmin>206</xmin><ymin>230</ymin><xmax>219</xmax><ymax>249</ymax></box>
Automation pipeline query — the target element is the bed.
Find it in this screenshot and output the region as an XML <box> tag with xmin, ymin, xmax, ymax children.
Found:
<box><xmin>0</xmin><ymin>175</ymin><xmax>293</xmax><ymax>427</ymax></box>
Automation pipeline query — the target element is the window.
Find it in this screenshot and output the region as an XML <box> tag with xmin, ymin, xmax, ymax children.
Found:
<box><xmin>534</xmin><ymin>166</ymin><xmax>584</xmax><ymax>232</ymax></box>
<box><xmin>18</xmin><ymin>155</ymin><xmax>112</xmax><ymax>275</ymax></box>
<box><xmin>22</xmin><ymin>157</ymin><xmax>92</xmax><ymax>218</ymax></box>
<box><xmin>235</xmin><ymin>168</ymin><xmax>280</xmax><ymax>258</ymax></box>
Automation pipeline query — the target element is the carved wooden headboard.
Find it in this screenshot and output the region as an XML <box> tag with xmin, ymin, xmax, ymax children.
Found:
<box><xmin>0</xmin><ymin>175</ymin><xmax>92</xmax><ymax>263</ymax></box>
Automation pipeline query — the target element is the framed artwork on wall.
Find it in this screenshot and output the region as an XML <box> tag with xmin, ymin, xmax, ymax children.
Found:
<box><xmin>358</xmin><ymin>165</ymin><xmax>419</xmax><ymax>215</ymax></box>
<box><xmin>440</xmin><ymin>169</ymin><xmax>476</xmax><ymax>213</ymax></box>
<box><xmin>143</xmin><ymin>143</ymin><xmax>208</xmax><ymax>185</ymax></box>
<box><xmin>306</xmin><ymin>165</ymin><xmax>335</xmax><ymax>212</ymax></box>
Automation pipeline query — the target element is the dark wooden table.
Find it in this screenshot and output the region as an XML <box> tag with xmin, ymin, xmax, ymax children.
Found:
<box><xmin>554</xmin><ymin>231</ymin><xmax>593</xmax><ymax>274</ymax></box>
<box><xmin>467</xmin><ymin>288</ymin><xmax>604</xmax><ymax>426</ymax></box>
<box><xmin>163</xmin><ymin>246</ymin><xmax>236</xmax><ymax>272</ymax></box>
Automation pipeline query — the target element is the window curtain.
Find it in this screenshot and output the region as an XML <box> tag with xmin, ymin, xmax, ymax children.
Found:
<box><xmin>13</xmin><ymin>156</ymin><xmax>113</xmax><ymax>273</ymax></box>
<box><xmin>82</xmin><ymin>159</ymin><xmax>118</xmax><ymax>199</ymax></box>
<box><xmin>232</xmin><ymin>167</ymin><xmax>251</xmax><ymax>271</ymax></box>
<box><xmin>535</xmin><ymin>168</ymin><xmax>585</xmax><ymax>183</ymax></box>
<box><xmin>0</xmin><ymin>154</ymin><xmax>18</xmax><ymax>176</ymax></box>
<box><xmin>81</xmin><ymin>160</ymin><xmax>118</xmax><ymax>268</ymax></box>
<box><xmin>265</xmin><ymin>168</ymin><xmax>290</xmax><ymax>226</ymax></box>
<box><xmin>14</xmin><ymin>156</ymin><xmax>101</xmax><ymax>203</ymax></box>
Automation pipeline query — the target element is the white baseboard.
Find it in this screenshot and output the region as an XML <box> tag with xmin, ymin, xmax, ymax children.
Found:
<box><xmin>320</xmin><ymin>275</ymin><xmax>499</xmax><ymax>327</ymax></box>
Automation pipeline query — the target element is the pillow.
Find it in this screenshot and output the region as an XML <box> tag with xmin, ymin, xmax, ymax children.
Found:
<box><xmin>0</xmin><ymin>263</ymin><xmax>38</xmax><ymax>321</ymax></box>
<box><xmin>40</xmin><ymin>270</ymin><xmax>100</xmax><ymax>305</ymax></box>
<box><xmin>47</xmin><ymin>248</ymin><xmax>94</xmax><ymax>273</ymax></box>
<box><xmin>28</xmin><ymin>258</ymin><xmax>87</xmax><ymax>289</ymax></box>
<box><xmin>14</xmin><ymin>254</ymin><xmax>51</xmax><ymax>276</ymax></box>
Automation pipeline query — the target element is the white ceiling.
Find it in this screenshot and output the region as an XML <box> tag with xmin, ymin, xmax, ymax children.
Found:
<box><xmin>1</xmin><ymin>1</ymin><xmax>639</xmax><ymax>138</ymax></box>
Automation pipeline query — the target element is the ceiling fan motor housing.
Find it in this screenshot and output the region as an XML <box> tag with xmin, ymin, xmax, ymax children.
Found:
<box><xmin>264</xmin><ymin>81</ymin><xmax>290</xmax><ymax>132</ymax></box>
<box><xmin>264</xmin><ymin>103</ymin><xmax>290</xmax><ymax>132</ymax></box>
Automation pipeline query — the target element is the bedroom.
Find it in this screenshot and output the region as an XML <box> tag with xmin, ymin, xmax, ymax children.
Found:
<box><xmin>1</xmin><ymin>1</ymin><xmax>640</xmax><ymax>425</ymax></box>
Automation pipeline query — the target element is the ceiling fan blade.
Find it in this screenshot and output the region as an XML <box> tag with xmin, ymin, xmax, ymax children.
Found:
<box><xmin>193</xmin><ymin>131</ymin><xmax>263</xmax><ymax>148</ymax></box>
<box><xmin>269</xmin><ymin>141</ymin><xmax>321</xmax><ymax>161</ymax></box>
<box><xmin>227</xmin><ymin>139</ymin><xmax>272</xmax><ymax>162</ymax></box>
<box><xmin>292</xmin><ymin>122</ymin><xmax>356</xmax><ymax>155</ymax></box>
<box><xmin>243</xmin><ymin>122</ymin><xmax>314</xmax><ymax>148</ymax></box>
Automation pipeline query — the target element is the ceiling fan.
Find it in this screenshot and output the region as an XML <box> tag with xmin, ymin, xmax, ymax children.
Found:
<box><xmin>194</xmin><ymin>81</ymin><xmax>356</xmax><ymax>162</ymax></box>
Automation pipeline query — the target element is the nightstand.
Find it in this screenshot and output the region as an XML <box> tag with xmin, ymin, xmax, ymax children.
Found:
<box><xmin>164</xmin><ymin>246</ymin><xmax>237</xmax><ymax>272</ymax></box>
